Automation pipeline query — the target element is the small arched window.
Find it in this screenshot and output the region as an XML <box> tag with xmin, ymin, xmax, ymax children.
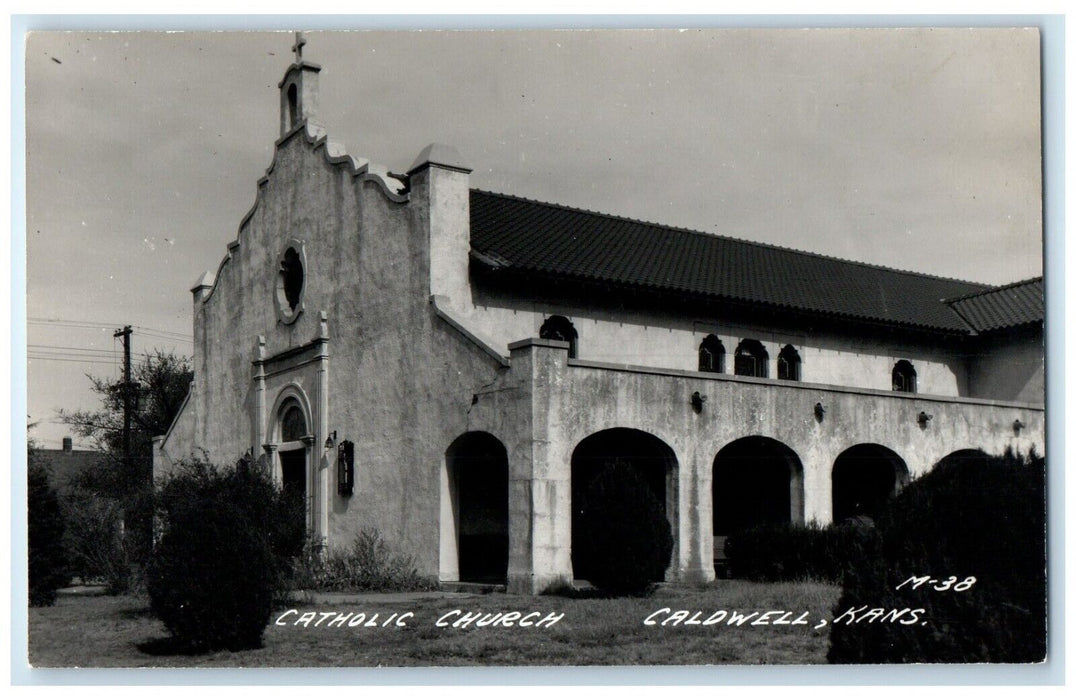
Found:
<box><xmin>777</xmin><ymin>344</ymin><xmax>801</xmax><ymax>382</ymax></box>
<box><xmin>280</xmin><ymin>403</ymin><xmax>308</xmax><ymax>442</ymax></box>
<box><xmin>539</xmin><ymin>315</ymin><xmax>578</xmax><ymax>358</ymax></box>
<box><xmin>892</xmin><ymin>360</ymin><xmax>917</xmax><ymax>393</ymax></box>
<box><xmin>734</xmin><ymin>339</ymin><xmax>769</xmax><ymax>378</ymax></box>
<box><xmin>698</xmin><ymin>335</ymin><xmax>725</xmax><ymax>373</ymax></box>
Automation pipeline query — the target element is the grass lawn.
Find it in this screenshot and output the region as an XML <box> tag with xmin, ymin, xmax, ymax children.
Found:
<box><xmin>28</xmin><ymin>580</ymin><xmax>839</xmax><ymax>667</ymax></box>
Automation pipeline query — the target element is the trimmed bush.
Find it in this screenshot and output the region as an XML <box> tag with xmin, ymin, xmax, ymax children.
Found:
<box><xmin>576</xmin><ymin>463</ymin><xmax>673</xmax><ymax>595</ymax></box>
<box><xmin>724</xmin><ymin>521</ymin><xmax>880</xmax><ymax>584</ymax></box>
<box><xmin>29</xmin><ymin>462</ymin><xmax>71</xmax><ymax>606</ymax></box>
<box><xmin>828</xmin><ymin>449</ymin><xmax>1046</xmax><ymax>663</ymax></box>
<box><xmin>288</xmin><ymin>530</ymin><xmax>436</xmax><ymax>592</ymax></box>
<box><xmin>147</xmin><ymin>457</ymin><xmax>305</xmax><ymax>651</ymax></box>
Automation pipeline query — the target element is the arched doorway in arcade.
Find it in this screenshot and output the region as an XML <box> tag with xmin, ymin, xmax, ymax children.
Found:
<box><xmin>570</xmin><ymin>428</ymin><xmax>678</xmax><ymax>582</ymax></box>
<box><xmin>444</xmin><ymin>432</ymin><xmax>510</xmax><ymax>584</ymax></box>
<box><xmin>831</xmin><ymin>444</ymin><xmax>910</xmax><ymax>524</ymax></box>
<box><xmin>712</xmin><ymin>436</ymin><xmax>804</xmax><ymax>569</ymax></box>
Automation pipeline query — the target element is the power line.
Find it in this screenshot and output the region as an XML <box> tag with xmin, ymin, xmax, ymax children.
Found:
<box><xmin>28</xmin><ymin>344</ymin><xmax>120</xmax><ymax>355</ymax></box>
<box><xmin>28</xmin><ymin>317</ymin><xmax>193</xmax><ymax>341</ymax></box>
<box><xmin>28</xmin><ymin>356</ymin><xmax>123</xmax><ymax>366</ymax></box>
<box><xmin>132</xmin><ymin>331</ymin><xmax>194</xmax><ymax>345</ymax></box>
<box><xmin>133</xmin><ymin>325</ymin><xmax>192</xmax><ymax>339</ymax></box>
<box><xmin>28</xmin><ymin>343</ymin><xmax>169</xmax><ymax>360</ymax></box>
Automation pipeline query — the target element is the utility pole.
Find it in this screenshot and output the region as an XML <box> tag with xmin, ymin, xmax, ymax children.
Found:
<box><xmin>113</xmin><ymin>325</ymin><xmax>132</xmax><ymax>469</ymax></box>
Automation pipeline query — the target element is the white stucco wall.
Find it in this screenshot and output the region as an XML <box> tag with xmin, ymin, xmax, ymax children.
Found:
<box><xmin>967</xmin><ymin>329</ymin><xmax>1044</xmax><ymax>403</ymax></box>
<box><xmin>453</xmin><ymin>298</ymin><xmax>967</xmax><ymax>397</ymax></box>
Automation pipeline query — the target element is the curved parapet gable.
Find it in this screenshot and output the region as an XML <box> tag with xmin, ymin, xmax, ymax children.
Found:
<box><xmin>198</xmin><ymin>119</ymin><xmax>411</xmax><ymax>307</ymax></box>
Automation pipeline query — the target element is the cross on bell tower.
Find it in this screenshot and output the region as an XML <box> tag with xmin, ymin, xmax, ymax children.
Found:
<box><xmin>278</xmin><ymin>31</ymin><xmax>321</xmax><ymax>137</ymax></box>
<box><xmin>291</xmin><ymin>31</ymin><xmax>306</xmax><ymax>62</ymax></box>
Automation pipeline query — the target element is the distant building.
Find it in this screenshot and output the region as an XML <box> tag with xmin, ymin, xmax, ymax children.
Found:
<box><xmin>34</xmin><ymin>437</ymin><xmax>103</xmax><ymax>493</ymax></box>
<box><xmin>155</xmin><ymin>42</ymin><xmax>1044</xmax><ymax>593</ymax></box>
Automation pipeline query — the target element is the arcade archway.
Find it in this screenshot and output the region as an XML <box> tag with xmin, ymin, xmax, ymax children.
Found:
<box><xmin>832</xmin><ymin>444</ymin><xmax>909</xmax><ymax>523</ymax></box>
<box><xmin>570</xmin><ymin>428</ymin><xmax>678</xmax><ymax>582</ymax></box>
<box><xmin>444</xmin><ymin>432</ymin><xmax>510</xmax><ymax>583</ymax></box>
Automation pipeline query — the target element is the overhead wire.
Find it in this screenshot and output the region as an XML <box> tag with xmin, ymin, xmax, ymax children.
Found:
<box><xmin>27</xmin><ymin>317</ymin><xmax>193</xmax><ymax>342</ymax></box>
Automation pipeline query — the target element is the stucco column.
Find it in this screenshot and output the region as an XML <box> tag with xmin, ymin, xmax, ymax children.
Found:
<box><xmin>252</xmin><ymin>335</ymin><xmax>267</xmax><ymax>455</ymax></box>
<box><xmin>261</xmin><ymin>443</ymin><xmax>279</xmax><ymax>486</ymax></box>
<box><xmin>314</xmin><ymin>312</ymin><xmax>331</xmax><ymax>550</ymax></box>
<box><xmin>676</xmin><ymin>444</ymin><xmax>715</xmax><ymax>583</ymax></box>
<box><xmin>407</xmin><ymin>143</ymin><xmax>473</xmax><ymax>313</ymax></box>
<box><xmin>438</xmin><ymin>458</ymin><xmax>460</xmax><ymax>582</ymax></box>
<box><xmin>506</xmin><ymin>338</ymin><xmax>574</xmax><ymax>595</ymax></box>
<box><xmin>801</xmin><ymin>446</ymin><xmax>833</xmax><ymax>526</ymax></box>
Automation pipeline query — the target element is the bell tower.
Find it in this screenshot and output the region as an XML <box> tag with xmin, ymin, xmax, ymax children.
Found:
<box><xmin>278</xmin><ymin>32</ymin><xmax>321</xmax><ymax>137</ymax></box>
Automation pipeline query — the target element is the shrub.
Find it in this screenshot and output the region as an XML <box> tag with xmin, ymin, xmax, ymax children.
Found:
<box><xmin>289</xmin><ymin>530</ymin><xmax>436</xmax><ymax>593</ymax></box>
<box><xmin>155</xmin><ymin>456</ymin><xmax>306</xmax><ymax>576</ymax></box>
<box><xmin>61</xmin><ymin>488</ymin><xmax>132</xmax><ymax>594</ymax></box>
<box><xmin>575</xmin><ymin>462</ymin><xmax>673</xmax><ymax>595</ymax></box>
<box><xmin>828</xmin><ymin>449</ymin><xmax>1046</xmax><ymax>663</ymax></box>
<box><xmin>29</xmin><ymin>462</ymin><xmax>71</xmax><ymax>606</ymax></box>
<box><xmin>724</xmin><ymin>521</ymin><xmax>880</xmax><ymax>583</ymax></box>
<box><xmin>147</xmin><ymin>457</ymin><xmax>305</xmax><ymax>651</ymax></box>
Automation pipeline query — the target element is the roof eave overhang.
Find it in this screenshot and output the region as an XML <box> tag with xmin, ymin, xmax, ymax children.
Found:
<box><xmin>470</xmin><ymin>256</ymin><xmax>974</xmax><ymax>339</ymax></box>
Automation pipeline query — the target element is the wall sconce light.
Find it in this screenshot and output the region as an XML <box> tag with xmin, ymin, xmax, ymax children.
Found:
<box><xmin>324</xmin><ymin>430</ymin><xmax>338</xmax><ymax>450</ymax></box>
<box><xmin>917</xmin><ymin>411</ymin><xmax>933</xmax><ymax>428</ymax></box>
<box><xmin>691</xmin><ymin>391</ymin><xmax>707</xmax><ymax>413</ymax></box>
<box><xmin>814</xmin><ymin>402</ymin><xmax>826</xmax><ymax>422</ymax></box>
<box><xmin>1013</xmin><ymin>419</ymin><xmax>1025</xmax><ymax>435</ymax></box>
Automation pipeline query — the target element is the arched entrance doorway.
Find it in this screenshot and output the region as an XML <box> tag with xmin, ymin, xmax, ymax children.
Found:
<box><xmin>712</xmin><ymin>437</ymin><xmax>804</xmax><ymax>564</ymax></box>
<box><xmin>444</xmin><ymin>432</ymin><xmax>509</xmax><ymax>584</ymax></box>
<box><xmin>274</xmin><ymin>397</ymin><xmax>311</xmax><ymax>533</ymax></box>
<box><xmin>570</xmin><ymin>428</ymin><xmax>678</xmax><ymax>583</ymax></box>
<box><xmin>831</xmin><ymin>444</ymin><xmax>909</xmax><ymax>523</ymax></box>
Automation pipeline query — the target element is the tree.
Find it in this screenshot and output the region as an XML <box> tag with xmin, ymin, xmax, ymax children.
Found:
<box><xmin>28</xmin><ymin>440</ymin><xmax>70</xmax><ymax>605</ymax></box>
<box><xmin>60</xmin><ymin>350</ymin><xmax>193</xmax><ymax>565</ymax></box>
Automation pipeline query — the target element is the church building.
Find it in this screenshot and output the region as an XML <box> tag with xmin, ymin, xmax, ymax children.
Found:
<box><xmin>154</xmin><ymin>39</ymin><xmax>1045</xmax><ymax>594</ymax></box>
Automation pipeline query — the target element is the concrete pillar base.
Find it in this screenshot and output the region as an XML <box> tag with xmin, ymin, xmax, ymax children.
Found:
<box><xmin>673</xmin><ymin>566</ymin><xmax>716</xmax><ymax>584</ymax></box>
<box><xmin>508</xmin><ymin>572</ymin><xmax>573</xmax><ymax>595</ymax></box>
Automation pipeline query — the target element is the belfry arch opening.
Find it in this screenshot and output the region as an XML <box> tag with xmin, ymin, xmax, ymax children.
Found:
<box><xmin>712</xmin><ymin>436</ymin><xmax>804</xmax><ymax>537</ymax></box>
<box><xmin>443</xmin><ymin>432</ymin><xmax>509</xmax><ymax>584</ymax></box>
<box><xmin>570</xmin><ymin>428</ymin><xmax>678</xmax><ymax>583</ymax></box>
<box><xmin>831</xmin><ymin>444</ymin><xmax>909</xmax><ymax>523</ymax></box>
<box><xmin>286</xmin><ymin>83</ymin><xmax>299</xmax><ymax>131</ymax></box>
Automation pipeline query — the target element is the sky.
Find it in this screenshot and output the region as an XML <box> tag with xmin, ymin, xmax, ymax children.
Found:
<box><xmin>23</xmin><ymin>28</ymin><xmax>1044</xmax><ymax>450</ymax></box>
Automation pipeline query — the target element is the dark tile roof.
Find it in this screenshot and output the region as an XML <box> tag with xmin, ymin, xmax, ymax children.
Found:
<box><xmin>469</xmin><ymin>190</ymin><xmax>991</xmax><ymax>332</ymax></box>
<box><xmin>945</xmin><ymin>277</ymin><xmax>1044</xmax><ymax>333</ymax></box>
